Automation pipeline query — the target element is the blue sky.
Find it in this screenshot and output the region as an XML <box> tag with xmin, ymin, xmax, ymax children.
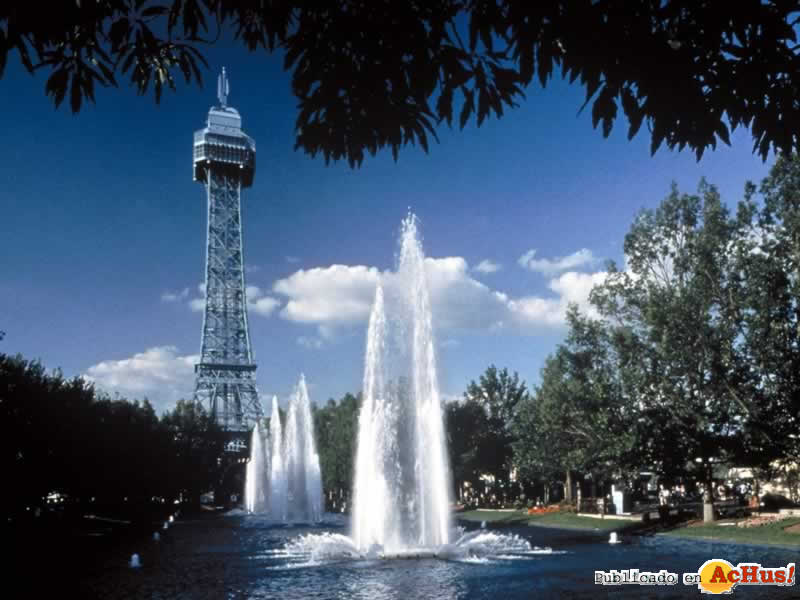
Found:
<box><xmin>0</xmin><ymin>37</ymin><xmax>775</xmax><ymax>414</ymax></box>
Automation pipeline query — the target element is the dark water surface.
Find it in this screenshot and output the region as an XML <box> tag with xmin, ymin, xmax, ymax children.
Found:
<box><xmin>72</xmin><ymin>513</ymin><xmax>797</xmax><ymax>599</ymax></box>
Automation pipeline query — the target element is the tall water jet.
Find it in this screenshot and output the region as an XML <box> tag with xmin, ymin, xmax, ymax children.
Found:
<box><xmin>244</xmin><ymin>421</ymin><xmax>269</xmax><ymax>513</ymax></box>
<box><xmin>353</xmin><ymin>283</ymin><xmax>397</xmax><ymax>549</ymax></box>
<box><xmin>269</xmin><ymin>395</ymin><xmax>288</xmax><ymax>521</ymax></box>
<box><xmin>352</xmin><ymin>213</ymin><xmax>451</xmax><ymax>553</ymax></box>
<box><xmin>284</xmin><ymin>375</ymin><xmax>323</xmax><ymax>522</ymax></box>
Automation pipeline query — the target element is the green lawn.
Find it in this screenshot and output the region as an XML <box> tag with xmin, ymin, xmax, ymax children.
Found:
<box><xmin>457</xmin><ymin>509</ymin><xmax>641</xmax><ymax>531</ymax></box>
<box><xmin>661</xmin><ymin>518</ymin><xmax>800</xmax><ymax>547</ymax></box>
<box><xmin>458</xmin><ymin>510</ymin><xmax>800</xmax><ymax>546</ymax></box>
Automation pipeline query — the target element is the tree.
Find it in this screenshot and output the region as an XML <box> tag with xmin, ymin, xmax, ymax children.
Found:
<box><xmin>513</xmin><ymin>307</ymin><xmax>635</xmax><ymax>503</ymax></box>
<box><xmin>0</xmin><ymin>353</ymin><xmax>172</xmax><ymax>512</ymax></box>
<box><xmin>513</xmin><ymin>356</ymin><xmax>574</xmax><ymax>503</ymax></box>
<box><xmin>3</xmin><ymin>2</ymin><xmax>799</xmax><ymax>166</ymax></box>
<box><xmin>160</xmin><ymin>399</ymin><xmax>226</xmax><ymax>504</ymax></box>
<box><xmin>463</xmin><ymin>365</ymin><xmax>527</xmax><ymax>492</ymax></box>
<box><xmin>445</xmin><ymin>398</ymin><xmax>488</xmax><ymax>501</ymax></box>
<box><xmin>591</xmin><ymin>181</ymin><xmax>749</xmax><ymax>521</ymax></box>
<box><xmin>731</xmin><ymin>155</ymin><xmax>800</xmax><ymax>470</ymax></box>
<box><xmin>313</xmin><ymin>392</ymin><xmax>359</xmax><ymax>509</ymax></box>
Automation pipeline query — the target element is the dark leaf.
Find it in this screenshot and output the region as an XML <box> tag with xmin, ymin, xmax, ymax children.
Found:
<box><xmin>716</xmin><ymin>120</ymin><xmax>731</xmax><ymax>146</ymax></box>
<box><xmin>621</xmin><ymin>87</ymin><xmax>644</xmax><ymax>140</ymax></box>
<box><xmin>519</xmin><ymin>47</ymin><xmax>534</xmax><ymax>83</ymax></box>
<box><xmin>489</xmin><ymin>88</ymin><xmax>503</xmax><ymax>118</ymax></box>
<box><xmin>142</xmin><ymin>6</ymin><xmax>167</xmax><ymax>18</ymax></box>
<box><xmin>537</xmin><ymin>40</ymin><xmax>552</xmax><ymax>87</ymax></box>
<box><xmin>436</xmin><ymin>85</ymin><xmax>454</xmax><ymax>125</ymax></box>
<box><xmin>45</xmin><ymin>68</ymin><xmax>70</xmax><ymax>108</ymax></box>
<box><xmin>651</xmin><ymin>123</ymin><xmax>666</xmax><ymax>156</ymax></box>
<box><xmin>449</xmin><ymin>62</ymin><xmax>473</xmax><ymax>89</ymax></box>
<box><xmin>95</xmin><ymin>60</ymin><xmax>117</xmax><ymax>86</ymax></box>
<box><xmin>109</xmin><ymin>18</ymin><xmax>131</xmax><ymax>51</ymax></box>
<box><xmin>284</xmin><ymin>43</ymin><xmax>304</xmax><ymax>70</ymax></box>
<box><xmin>70</xmin><ymin>72</ymin><xmax>82</xmax><ymax>113</ymax></box>
<box><xmin>0</xmin><ymin>29</ymin><xmax>7</xmax><ymax>79</ymax></box>
<box><xmin>479</xmin><ymin>23</ymin><xmax>493</xmax><ymax>54</ymax></box>
<box><xmin>460</xmin><ymin>88</ymin><xmax>474</xmax><ymax>129</ymax></box>
<box><xmin>120</xmin><ymin>50</ymin><xmax>136</xmax><ymax>74</ymax></box>
<box><xmin>477</xmin><ymin>87</ymin><xmax>489</xmax><ymax>126</ymax></box>
<box><xmin>168</xmin><ymin>0</ymin><xmax>182</xmax><ymax>32</ymax></box>
<box><xmin>468</xmin><ymin>13</ymin><xmax>479</xmax><ymax>52</ymax></box>
<box><xmin>14</xmin><ymin>35</ymin><xmax>34</xmax><ymax>72</ymax></box>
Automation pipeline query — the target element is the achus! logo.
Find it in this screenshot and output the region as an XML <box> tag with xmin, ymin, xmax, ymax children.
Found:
<box><xmin>689</xmin><ymin>559</ymin><xmax>795</xmax><ymax>594</ymax></box>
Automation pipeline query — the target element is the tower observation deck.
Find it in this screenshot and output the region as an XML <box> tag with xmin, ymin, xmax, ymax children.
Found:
<box><xmin>193</xmin><ymin>68</ymin><xmax>261</xmax><ymax>439</ymax></box>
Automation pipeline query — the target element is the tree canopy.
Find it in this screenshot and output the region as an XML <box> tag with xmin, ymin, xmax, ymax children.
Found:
<box><xmin>313</xmin><ymin>392</ymin><xmax>360</xmax><ymax>508</ymax></box>
<box><xmin>513</xmin><ymin>307</ymin><xmax>635</xmax><ymax>500</ymax></box>
<box><xmin>1</xmin><ymin>352</ymin><xmax>226</xmax><ymax>514</ymax></box>
<box><xmin>510</xmin><ymin>156</ymin><xmax>800</xmax><ymax>516</ymax></box>
<box><xmin>734</xmin><ymin>156</ymin><xmax>800</xmax><ymax>468</ymax></box>
<box><xmin>3</xmin><ymin>1</ymin><xmax>799</xmax><ymax>166</ymax></box>
<box><xmin>462</xmin><ymin>365</ymin><xmax>528</xmax><ymax>486</ymax></box>
<box><xmin>590</xmin><ymin>183</ymin><xmax>750</xmax><ymax>512</ymax></box>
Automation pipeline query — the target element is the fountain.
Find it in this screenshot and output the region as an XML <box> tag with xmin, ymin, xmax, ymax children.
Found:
<box><xmin>352</xmin><ymin>213</ymin><xmax>453</xmax><ymax>553</ymax></box>
<box><xmin>129</xmin><ymin>553</ymin><xmax>141</xmax><ymax>568</ymax></box>
<box><xmin>280</xmin><ymin>213</ymin><xmax>533</xmax><ymax>561</ymax></box>
<box><xmin>241</xmin><ymin>388</ymin><xmax>321</xmax><ymax>523</ymax></box>
<box><xmin>244</xmin><ymin>421</ymin><xmax>269</xmax><ymax>513</ymax></box>
<box><xmin>269</xmin><ymin>395</ymin><xmax>288</xmax><ymax>521</ymax></box>
<box><xmin>284</xmin><ymin>375</ymin><xmax>323</xmax><ymax>522</ymax></box>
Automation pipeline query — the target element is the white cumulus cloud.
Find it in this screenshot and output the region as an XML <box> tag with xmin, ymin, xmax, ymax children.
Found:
<box><xmin>473</xmin><ymin>259</ymin><xmax>502</xmax><ymax>274</ymax></box>
<box><xmin>84</xmin><ymin>346</ymin><xmax>198</xmax><ymax>414</ymax></box>
<box><xmin>518</xmin><ymin>248</ymin><xmax>598</xmax><ymax>275</ymax></box>
<box><xmin>166</xmin><ymin>255</ymin><xmax>611</xmax><ymax>341</ymax></box>
<box><xmin>271</xmin><ymin>257</ymin><xmax>608</xmax><ymax>335</ymax></box>
<box><xmin>419</xmin><ymin>256</ymin><xmax>510</xmax><ymax>331</ymax></box>
<box><xmin>187</xmin><ymin>282</ymin><xmax>281</xmax><ymax>316</ymax></box>
<box><xmin>508</xmin><ymin>270</ymin><xmax>608</xmax><ymax>326</ymax></box>
<box><xmin>273</xmin><ymin>265</ymin><xmax>381</xmax><ymax>326</ymax></box>
<box><xmin>161</xmin><ymin>288</ymin><xmax>189</xmax><ymax>302</ymax></box>
<box><xmin>297</xmin><ymin>336</ymin><xmax>324</xmax><ymax>350</ymax></box>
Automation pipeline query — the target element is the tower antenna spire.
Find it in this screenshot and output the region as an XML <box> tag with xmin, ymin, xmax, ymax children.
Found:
<box><xmin>217</xmin><ymin>67</ymin><xmax>229</xmax><ymax>107</ymax></box>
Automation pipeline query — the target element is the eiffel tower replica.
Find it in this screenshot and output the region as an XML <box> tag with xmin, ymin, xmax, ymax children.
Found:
<box><xmin>192</xmin><ymin>67</ymin><xmax>261</xmax><ymax>450</ymax></box>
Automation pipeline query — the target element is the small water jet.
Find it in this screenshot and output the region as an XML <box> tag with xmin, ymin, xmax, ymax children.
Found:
<box><xmin>609</xmin><ymin>532</ymin><xmax>620</xmax><ymax>544</ymax></box>
<box><xmin>284</xmin><ymin>375</ymin><xmax>323</xmax><ymax>523</ymax></box>
<box><xmin>244</xmin><ymin>421</ymin><xmax>269</xmax><ymax>513</ymax></box>
<box><xmin>129</xmin><ymin>553</ymin><xmax>141</xmax><ymax>568</ymax></box>
<box><xmin>153</xmin><ymin>532</ymin><xmax>160</xmax><ymax>542</ymax></box>
<box><xmin>269</xmin><ymin>395</ymin><xmax>288</xmax><ymax>521</ymax></box>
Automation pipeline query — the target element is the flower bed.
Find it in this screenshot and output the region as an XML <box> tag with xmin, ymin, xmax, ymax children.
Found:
<box><xmin>737</xmin><ymin>515</ymin><xmax>786</xmax><ymax>528</ymax></box>
<box><xmin>527</xmin><ymin>505</ymin><xmax>562</xmax><ymax>515</ymax></box>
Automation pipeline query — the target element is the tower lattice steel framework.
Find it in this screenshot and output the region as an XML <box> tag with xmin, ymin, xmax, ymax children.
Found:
<box><xmin>192</xmin><ymin>68</ymin><xmax>262</xmax><ymax>439</ymax></box>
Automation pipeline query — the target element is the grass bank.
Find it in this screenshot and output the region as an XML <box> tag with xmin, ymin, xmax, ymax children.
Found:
<box><xmin>660</xmin><ymin>517</ymin><xmax>800</xmax><ymax>547</ymax></box>
<box><xmin>457</xmin><ymin>509</ymin><xmax>641</xmax><ymax>531</ymax></box>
